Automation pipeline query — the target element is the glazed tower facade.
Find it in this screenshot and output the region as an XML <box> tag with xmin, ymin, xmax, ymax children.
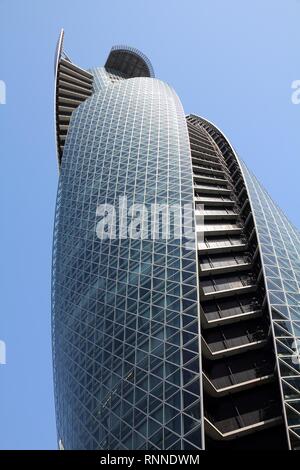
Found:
<box><xmin>52</xmin><ymin>30</ymin><xmax>300</xmax><ymax>450</ymax></box>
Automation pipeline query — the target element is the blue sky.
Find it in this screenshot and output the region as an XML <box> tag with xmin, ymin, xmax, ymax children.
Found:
<box><xmin>0</xmin><ymin>0</ymin><xmax>299</xmax><ymax>449</ymax></box>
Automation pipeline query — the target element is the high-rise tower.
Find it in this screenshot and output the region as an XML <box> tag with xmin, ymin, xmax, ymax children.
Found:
<box><xmin>52</xmin><ymin>30</ymin><xmax>300</xmax><ymax>450</ymax></box>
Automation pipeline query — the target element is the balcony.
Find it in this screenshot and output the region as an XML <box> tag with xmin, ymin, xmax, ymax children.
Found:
<box><xmin>59</xmin><ymin>63</ymin><xmax>93</xmax><ymax>85</ymax></box>
<box><xmin>203</xmin><ymin>352</ymin><xmax>275</xmax><ymax>396</ymax></box>
<box><xmin>193</xmin><ymin>174</ymin><xmax>228</xmax><ymax>186</ymax></box>
<box><xmin>191</xmin><ymin>150</ymin><xmax>220</xmax><ymax>164</ymax></box>
<box><xmin>203</xmin><ymin>371</ymin><xmax>274</xmax><ymax>397</ymax></box>
<box><xmin>192</xmin><ymin>164</ymin><xmax>226</xmax><ymax>177</ymax></box>
<box><xmin>198</xmin><ymin>222</ymin><xmax>243</xmax><ymax>237</ymax></box>
<box><xmin>59</xmin><ymin>71</ymin><xmax>94</xmax><ymax>89</ymax></box>
<box><xmin>194</xmin><ymin>195</ymin><xmax>235</xmax><ymax>207</ymax></box>
<box><xmin>190</xmin><ymin>141</ymin><xmax>218</xmax><ymax>158</ymax></box>
<box><xmin>192</xmin><ymin>157</ymin><xmax>223</xmax><ymax>170</ymax></box>
<box><xmin>198</xmin><ymin>237</ymin><xmax>248</xmax><ymax>254</ymax></box>
<box><xmin>200</xmin><ymin>273</ymin><xmax>257</xmax><ymax>300</ymax></box>
<box><xmin>194</xmin><ymin>183</ymin><xmax>232</xmax><ymax>196</ymax></box>
<box><xmin>58</xmin><ymin>87</ymin><xmax>91</xmax><ymax>101</ymax></box>
<box><xmin>195</xmin><ymin>208</ymin><xmax>238</xmax><ymax>221</ymax></box>
<box><xmin>204</xmin><ymin>387</ymin><xmax>282</xmax><ymax>440</ymax></box>
<box><xmin>58</xmin><ymin>78</ymin><xmax>93</xmax><ymax>95</ymax></box>
<box><xmin>199</xmin><ymin>253</ymin><xmax>252</xmax><ymax>276</ymax></box>
<box><xmin>60</xmin><ymin>58</ymin><xmax>93</xmax><ymax>79</ymax></box>
<box><xmin>188</xmin><ymin>133</ymin><xmax>215</xmax><ymax>151</ymax></box>
<box><xmin>201</xmin><ymin>320</ymin><xmax>269</xmax><ymax>359</ymax></box>
<box><xmin>190</xmin><ymin>142</ymin><xmax>216</xmax><ymax>157</ymax></box>
<box><xmin>201</xmin><ymin>335</ymin><xmax>267</xmax><ymax>359</ymax></box>
<box><xmin>187</xmin><ymin>121</ymin><xmax>211</xmax><ymax>141</ymax></box>
<box><xmin>58</xmin><ymin>104</ymin><xmax>76</xmax><ymax>114</ymax></box>
<box><xmin>200</xmin><ymin>294</ymin><xmax>262</xmax><ymax>325</ymax></box>
<box><xmin>58</xmin><ymin>95</ymin><xmax>83</xmax><ymax>107</ymax></box>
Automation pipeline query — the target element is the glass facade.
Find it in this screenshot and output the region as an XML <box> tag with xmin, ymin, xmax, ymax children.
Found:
<box><xmin>53</xmin><ymin>34</ymin><xmax>300</xmax><ymax>450</ymax></box>
<box><xmin>241</xmin><ymin>162</ymin><xmax>300</xmax><ymax>449</ymax></box>
<box><xmin>52</xmin><ymin>52</ymin><xmax>203</xmax><ymax>450</ymax></box>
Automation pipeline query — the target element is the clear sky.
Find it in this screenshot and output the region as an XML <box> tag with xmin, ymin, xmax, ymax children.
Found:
<box><xmin>0</xmin><ymin>0</ymin><xmax>299</xmax><ymax>450</ymax></box>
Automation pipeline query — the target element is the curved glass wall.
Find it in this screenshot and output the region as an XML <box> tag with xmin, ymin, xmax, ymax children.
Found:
<box><xmin>52</xmin><ymin>76</ymin><xmax>203</xmax><ymax>450</ymax></box>
<box><xmin>241</xmin><ymin>163</ymin><xmax>300</xmax><ymax>449</ymax></box>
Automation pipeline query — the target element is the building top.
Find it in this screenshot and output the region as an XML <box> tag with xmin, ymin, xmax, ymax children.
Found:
<box><xmin>54</xmin><ymin>30</ymin><xmax>155</xmax><ymax>168</ymax></box>
<box><xmin>104</xmin><ymin>45</ymin><xmax>155</xmax><ymax>78</ymax></box>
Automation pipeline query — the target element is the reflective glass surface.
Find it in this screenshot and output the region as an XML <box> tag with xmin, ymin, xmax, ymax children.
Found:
<box><xmin>241</xmin><ymin>161</ymin><xmax>300</xmax><ymax>448</ymax></box>
<box><xmin>52</xmin><ymin>70</ymin><xmax>203</xmax><ymax>450</ymax></box>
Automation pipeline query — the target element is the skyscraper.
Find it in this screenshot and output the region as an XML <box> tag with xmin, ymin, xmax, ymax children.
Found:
<box><xmin>52</xmin><ymin>30</ymin><xmax>300</xmax><ymax>450</ymax></box>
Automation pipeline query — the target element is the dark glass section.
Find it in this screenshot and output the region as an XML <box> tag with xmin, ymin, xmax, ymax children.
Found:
<box><xmin>104</xmin><ymin>45</ymin><xmax>155</xmax><ymax>78</ymax></box>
